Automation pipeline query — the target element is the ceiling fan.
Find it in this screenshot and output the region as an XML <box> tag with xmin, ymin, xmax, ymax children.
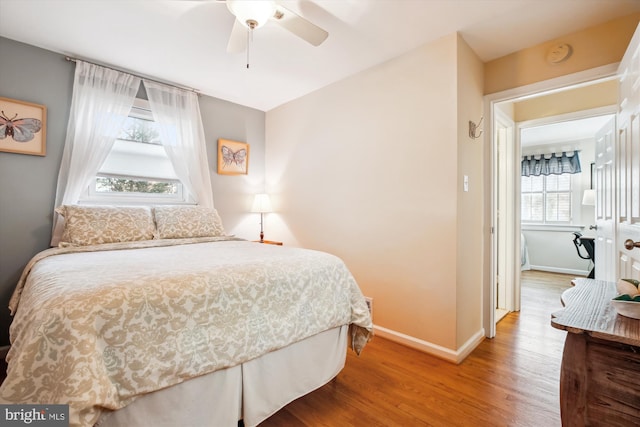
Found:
<box><xmin>218</xmin><ymin>0</ymin><xmax>329</xmax><ymax>54</ymax></box>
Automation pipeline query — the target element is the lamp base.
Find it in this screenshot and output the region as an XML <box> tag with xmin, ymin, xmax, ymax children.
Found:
<box><xmin>259</xmin><ymin>230</ymin><xmax>264</xmax><ymax>243</ymax></box>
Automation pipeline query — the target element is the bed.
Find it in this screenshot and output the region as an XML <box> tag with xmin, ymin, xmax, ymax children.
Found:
<box><xmin>0</xmin><ymin>205</ymin><xmax>373</xmax><ymax>427</ymax></box>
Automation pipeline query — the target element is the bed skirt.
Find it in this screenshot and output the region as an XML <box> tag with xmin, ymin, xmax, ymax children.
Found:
<box><xmin>95</xmin><ymin>325</ymin><xmax>348</xmax><ymax>427</ymax></box>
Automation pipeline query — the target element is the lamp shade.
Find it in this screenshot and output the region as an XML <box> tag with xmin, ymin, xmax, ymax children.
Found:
<box><xmin>251</xmin><ymin>193</ymin><xmax>273</xmax><ymax>213</ymax></box>
<box><xmin>226</xmin><ymin>0</ymin><xmax>275</xmax><ymax>29</ymax></box>
<box><xmin>582</xmin><ymin>189</ymin><xmax>596</xmax><ymax>206</ymax></box>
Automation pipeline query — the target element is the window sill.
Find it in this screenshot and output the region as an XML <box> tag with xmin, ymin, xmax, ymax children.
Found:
<box><xmin>521</xmin><ymin>224</ymin><xmax>585</xmax><ymax>232</ymax></box>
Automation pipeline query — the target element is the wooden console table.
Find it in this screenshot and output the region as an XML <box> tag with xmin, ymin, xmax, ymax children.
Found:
<box><xmin>551</xmin><ymin>278</ymin><xmax>640</xmax><ymax>426</ymax></box>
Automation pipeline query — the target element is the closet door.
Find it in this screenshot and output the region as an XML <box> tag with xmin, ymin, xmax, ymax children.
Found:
<box><xmin>594</xmin><ymin>117</ymin><xmax>616</xmax><ymax>281</ymax></box>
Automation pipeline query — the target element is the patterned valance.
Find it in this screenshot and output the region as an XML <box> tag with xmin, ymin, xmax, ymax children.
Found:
<box><xmin>521</xmin><ymin>150</ymin><xmax>581</xmax><ymax>177</ymax></box>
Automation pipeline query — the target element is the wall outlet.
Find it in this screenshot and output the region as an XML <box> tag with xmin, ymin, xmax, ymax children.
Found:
<box><xmin>364</xmin><ymin>297</ymin><xmax>373</xmax><ymax>318</ymax></box>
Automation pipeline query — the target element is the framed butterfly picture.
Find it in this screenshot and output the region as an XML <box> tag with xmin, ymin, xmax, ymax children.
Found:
<box><xmin>0</xmin><ymin>96</ymin><xmax>47</xmax><ymax>156</ymax></box>
<box><xmin>217</xmin><ymin>138</ymin><xmax>249</xmax><ymax>175</ymax></box>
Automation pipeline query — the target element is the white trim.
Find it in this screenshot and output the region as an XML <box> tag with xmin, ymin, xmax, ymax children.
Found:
<box><xmin>529</xmin><ymin>266</ymin><xmax>589</xmax><ymax>276</ymax></box>
<box><xmin>485</xmin><ymin>64</ymin><xmax>619</xmax><ymax>104</ymax></box>
<box><xmin>455</xmin><ymin>329</ymin><xmax>486</xmax><ymax>363</ymax></box>
<box><xmin>495</xmin><ymin>110</ymin><xmax>518</xmax><ymax>315</ymax></box>
<box><xmin>521</xmin><ymin>224</ymin><xmax>584</xmax><ymax>232</ymax></box>
<box><xmin>372</xmin><ymin>325</ymin><xmax>485</xmax><ymax>364</ymax></box>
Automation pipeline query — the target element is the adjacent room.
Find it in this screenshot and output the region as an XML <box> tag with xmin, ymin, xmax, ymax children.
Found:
<box><xmin>1</xmin><ymin>1</ymin><xmax>639</xmax><ymax>426</ymax></box>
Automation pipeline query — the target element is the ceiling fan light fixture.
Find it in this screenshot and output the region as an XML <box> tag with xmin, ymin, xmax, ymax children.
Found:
<box><xmin>226</xmin><ymin>0</ymin><xmax>275</xmax><ymax>29</ymax></box>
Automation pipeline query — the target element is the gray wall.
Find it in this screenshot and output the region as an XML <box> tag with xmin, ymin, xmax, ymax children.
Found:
<box><xmin>0</xmin><ymin>37</ymin><xmax>266</xmax><ymax>346</ymax></box>
<box><xmin>0</xmin><ymin>38</ymin><xmax>73</xmax><ymax>346</ymax></box>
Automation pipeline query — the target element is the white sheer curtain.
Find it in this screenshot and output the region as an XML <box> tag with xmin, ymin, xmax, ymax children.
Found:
<box><xmin>143</xmin><ymin>80</ymin><xmax>214</xmax><ymax>208</ymax></box>
<box><xmin>51</xmin><ymin>61</ymin><xmax>141</xmax><ymax>246</ymax></box>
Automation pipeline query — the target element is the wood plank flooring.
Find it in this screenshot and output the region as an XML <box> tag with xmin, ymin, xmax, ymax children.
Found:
<box><xmin>259</xmin><ymin>270</ymin><xmax>576</xmax><ymax>426</ymax></box>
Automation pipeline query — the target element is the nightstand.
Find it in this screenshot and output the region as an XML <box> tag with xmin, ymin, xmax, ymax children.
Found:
<box><xmin>254</xmin><ymin>240</ymin><xmax>283</xmax><ymax>245</ymax></box>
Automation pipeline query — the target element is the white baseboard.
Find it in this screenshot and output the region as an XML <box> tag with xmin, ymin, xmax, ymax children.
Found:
<box><xmin>529</xmin><ymin>265</ymin><xmax>589</xmax><ymax>276</ymax></box>
<box><xmin>372</xmin><ymin>325</ymin><xmax>485</xmax><ymax>364</ymax></box>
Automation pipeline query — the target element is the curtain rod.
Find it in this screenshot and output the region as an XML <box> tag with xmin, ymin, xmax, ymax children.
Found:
<box><xmin>65</xmin><ymin>56</ymin><xmax>200</xmax><ymax>95</ymax></box>
<box><xmin>521</xmin><ymin>149</ymin><xmax>582</xmax><ymax>158</ymax></box>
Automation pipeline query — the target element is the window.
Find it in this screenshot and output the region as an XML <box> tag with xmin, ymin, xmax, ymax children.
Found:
<box><xmin>81</xmin><ymin>99</ymin><xmax>190</xmax><ymax>204</ymax></box>
<box><xmin>521</xmin><ymin>174</ymin><xmax>572</xmax><ymax>223</ymax></box>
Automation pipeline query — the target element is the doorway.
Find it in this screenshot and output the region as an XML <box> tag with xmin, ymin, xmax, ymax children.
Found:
<box><xmin>518</xmin><ymin>111</ymin><xmax>616</xmax><ymax>275</ymax></box>
<box><xmin>483</xmin><ymin>65</ymin><xmax>620</xmax><ymax>338</ymax></box>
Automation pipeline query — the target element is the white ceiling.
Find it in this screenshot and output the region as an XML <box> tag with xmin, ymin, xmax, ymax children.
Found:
<box><xmin>521</xmin><ymin>114</ymin><xmax>615</xmax><ymax>148</ymax></box>
<box><xmin>1</xmin><ymin>0</ymin><xmax>639</xmax><ymax>111</ymax></box>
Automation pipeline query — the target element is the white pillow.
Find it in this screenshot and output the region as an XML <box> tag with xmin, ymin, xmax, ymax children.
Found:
<box><xmin>153</xmin><ymin>206</ymin><xmax>226</xmax><ymax>239</ymax></box>
<box><xmin>57</xmin><ymin>205</ymin><xmax>156</xmax><ymax>246</ymax></box>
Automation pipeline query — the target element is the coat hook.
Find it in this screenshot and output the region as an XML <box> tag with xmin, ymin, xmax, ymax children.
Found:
<box><xmin>469</xmin><ymin>117</ymin><xmax>483</xmax><ymax>139</ymax></box>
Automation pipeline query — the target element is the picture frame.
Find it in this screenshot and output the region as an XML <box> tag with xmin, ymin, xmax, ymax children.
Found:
<box><xmin>217</xmin><ymin>138</ymin><xmax>249</xmax><ymax>175</ymax></box>
<box><xmin>0</xmin><ymin>96</ymin><xmax>47</xmax><ymax>156</ymax></box>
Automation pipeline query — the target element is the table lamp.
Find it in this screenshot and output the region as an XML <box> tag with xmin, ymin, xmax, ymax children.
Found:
<box><xmin>582</xmin><ymin>189</ymin><xmax>596</xmax><ymax>206</ymax></box>
<box><xmin>251</xmin><ymin>193</ymin><xmax>272</xmax><ymax>242</ymax></box>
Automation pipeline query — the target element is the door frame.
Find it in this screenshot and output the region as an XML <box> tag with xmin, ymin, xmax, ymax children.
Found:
<box><xmin>494</xmin><ymin>108</ymin><xmax>517</xmax><ymax>320</ymax></box>
<box><xmin>483</xmin><ymin>64</ymin><xmax>619</xmax><ymax>338</ymax></box>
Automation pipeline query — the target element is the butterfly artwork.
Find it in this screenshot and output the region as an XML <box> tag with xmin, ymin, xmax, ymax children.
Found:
<box><xmin>221</xmin><ymin>145</ymin><xmax>247</xmax><ymax>168</ymax></box>
<box><xmin>0</xmin><ymin>97</ymin><xmax>47</xmax><ymax>156</ymax></box>
<box><xmin>0</xmin><ymin>111</ymin><xmax>43</xmax><ymax>142</ymax></box>
<box><xmin>217</xmin><ymin>139</ymin><xmax>249</xmax><ymax>175</ymax></box>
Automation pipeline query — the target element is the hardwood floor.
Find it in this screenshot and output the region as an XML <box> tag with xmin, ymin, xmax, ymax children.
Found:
<box><xmin>259</xmin><ymin>270</ymin><xmax>577</xmax><ymax>427</ymax></box>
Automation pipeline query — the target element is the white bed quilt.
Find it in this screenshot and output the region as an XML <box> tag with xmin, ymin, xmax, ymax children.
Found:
<box><xmin>0</xmin><ymin>238</ymin><xmax>372</xmax><ymax>427</ymax></box>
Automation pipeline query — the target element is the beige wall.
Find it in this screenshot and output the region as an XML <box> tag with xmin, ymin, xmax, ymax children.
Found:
<box><xmin>266</xmin><ymin>33</ymin><xmax>484</xmax><ymax>358</ymax></box>
<box><xmin>455</xmin><ymin>34</ymin><xmax>484</xmax><ymax>349</ymax></box>
<box><xmin>484</xmin><ymin>13</ymin><xmax>640</xmax><ymax>95</ymax></box>
<box><xmin>265</xmin><ymin>14</ymin><xmax>639</xmax><ymax>362</ymax></box>
<box><xmin>513</xmin><ymin>79</ymin><xmax>617</xmax><ymax>122</ymax></box>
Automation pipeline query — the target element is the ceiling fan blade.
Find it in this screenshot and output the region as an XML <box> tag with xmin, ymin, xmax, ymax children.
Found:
<box><xmin>227</xmin><ymin>19</ymin><xmax>247</xmax><ymax>53</ymax></box>
<box><xmin>272</xmin><ymin>4</ymin><xmax>328</xmax><ymax>47</ymax></box>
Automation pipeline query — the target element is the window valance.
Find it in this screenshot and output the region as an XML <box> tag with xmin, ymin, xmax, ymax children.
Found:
<box><xmin>521</xmin><ymin>150</ymin><xmax>581</xmax><ymax>177</ymax></box>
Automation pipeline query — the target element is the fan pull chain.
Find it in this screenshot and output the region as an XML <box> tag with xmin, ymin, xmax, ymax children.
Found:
<box><xmin>244</xmin><ymin>19</ymin><xmax>258</xmax><ymax>69</ymax></box>
<box><xmin>246</xmin><ymin>26</ymin><xmax>255</xmax><ymax>69</ymax></box>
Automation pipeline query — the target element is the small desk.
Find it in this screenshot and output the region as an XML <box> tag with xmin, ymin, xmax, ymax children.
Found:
<box><xmin>551</xmin><ymin>278</ymin><xmax>640</xmax><ymax>426</ymax></box>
